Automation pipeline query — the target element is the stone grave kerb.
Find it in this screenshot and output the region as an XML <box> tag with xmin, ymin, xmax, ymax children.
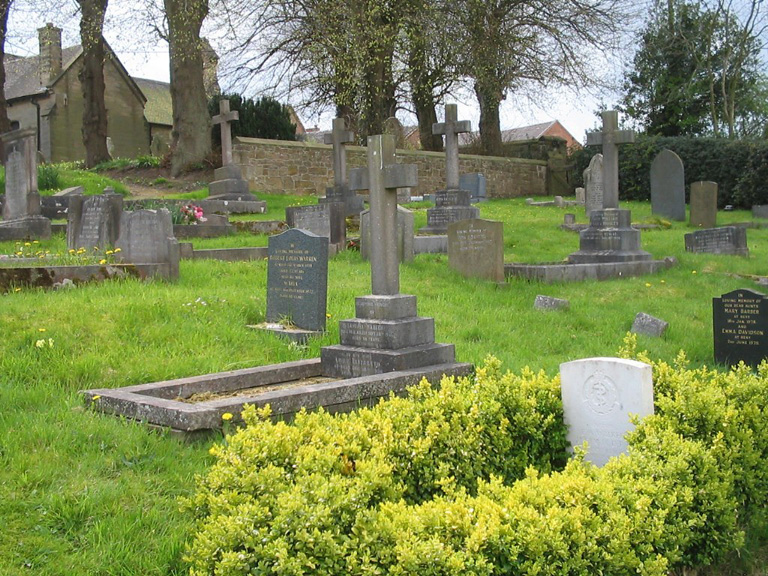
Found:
<box><xmin>586</xmin><ymin>110</ymin><xmax>635</xmax><ymax>209</ymax></box>
<box><xmin>212</xmin><ymin>99</ymin><xmax>239</xmax><ymax>166</ymax></box>
<box><xmin>433</xmin><ymin>104</ymin><xmax>471</xmax><ymax>191</ymax></box>
<box><xmin>324</xmin><ymin>117</ymin><xmax>355</xmax><ymax>189</ymax></box>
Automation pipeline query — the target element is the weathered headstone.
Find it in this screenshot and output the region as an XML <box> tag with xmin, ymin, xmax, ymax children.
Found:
<box><xmin>321</xmin><ymin>134</ymin><xmax>457</xmax><ymax>378</ymax></box>
<box><xmin>560</xmin><ymin>357</ymin><xmax>654</xmax><ymax>467</ymax></box>
<box><xmin>459</xmin><ymin>173</ymin><xmax>487</xmax><ymax>202</ymax></box>
<box><xmin>447</xmin><ymin>218</ymin><xmax>504</xmax><ymax>283</ymax></box>
<box><xmin>584</xmin><ymin>154</ymin><xmax>604</xmax><ymax>216</ymax></box>
<box><xmin>115</xmin><ymin>209</ymin><xmax>180</xmax><ymax>279</ymax></box>
<box><xmin>0</xmin><ymin>129</ymin><xmax>51</xmax><ymax>240</ymax></box>
<box><xmin>650</xmin><ymin>149</ymin><xmax>686</xmax><ymax>221</ymax></box>
<box><xmin>684</xmin><ymin>226</ymin><xmax>748</xmax><ymax>256</ymax></box>
<box><xmin>285</xmin><ymin>202</ymin><xmax>346</xmax><ymax>252</ymax></box>
<box><xmin>266</xmin><ymin>228</ymin><xmax>328</xmax><ymax>332</ymax></box>
<box><xmin>534</xmin><ymin>295</ymin><xmax>570</xmax><ymax>310</ymax></box>
<box><xmin>575</xmin><ymin>187</ymin><xmax>586</xmax><ymax>203</ymax></box>
<box><xmin>360</xmin><ymin>205</ymin><xmax>414</xmax><ymax>262</ymax></box>
<box><xmin>585</xmin><ymin>110</ymin><xmax>635</xmax><ymax>209</ymax></box>
<box><xmin>753</xmin><ymin>205</ymin><xmax>768</xmax><ymax>219</ymax></box>
<box><xmin>421</xmin><ymin>104</ymin><xmax>479</xmax><ymax>234</ymax></box>
<box><xmin>713</xmin><ymin>289</ymin><xmax>768</xmax><ymax>368</ymax></box>
<box><xmin>631</xmin><ymin>312</ymin><xmax>669</xmax><ymax>337</ymax></box>
<box><xmin>67</xmin><ymin>193</ymin><xmax>123</xmax><ymax>251</ymax></box>
<box><xmin>690</xmin><ymin>181</ymin><xmax>717</xmax><ymax>228</ymax></box>
<box><xmin>320</xmin><ymin>117</ymin><xmax>364</xmax><ymax>217</ymax></box>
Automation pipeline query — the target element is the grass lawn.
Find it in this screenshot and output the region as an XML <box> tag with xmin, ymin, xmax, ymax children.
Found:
<box><xmin>0</xmin><ymin>194</ymin><xmax>766</xmax><ymax>574</ymax></box>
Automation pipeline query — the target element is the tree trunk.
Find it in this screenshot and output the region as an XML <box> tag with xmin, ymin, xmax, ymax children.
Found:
<box><xmin>0</xmin><ymin>0</ymin><xmax>12</xmax><ymax>157</ymax></box>
<box><xmin>164</xmin><ymin>0</ymin><xmax>211</xmax><ymax>176</ymax></box>
<box><xmin>78</xmin><ymin>0</ymin><xmax>111</xmax><ymax>168</ymax></box>
<box><xmin>474</xmin><ymin>80</ymin><xmax>502</xmax><ymax>156</ymax></box>
<box><xmin>408</xmin><ymin>35</ymin><xmax>442</xmax><ymax>151</ymax></box>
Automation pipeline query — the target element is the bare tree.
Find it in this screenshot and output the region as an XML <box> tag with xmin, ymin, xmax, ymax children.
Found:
<box><xmin>0</xmin><ymin>0</ymin><xmax>13</xmax><ymax>147</ymax></box>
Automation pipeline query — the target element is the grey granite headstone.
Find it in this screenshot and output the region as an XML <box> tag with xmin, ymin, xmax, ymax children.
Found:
<box><xmin>560</xmin><ymin>357</ymin><xmax>654</xmax><ymax>467</ymax></box>
<box><xmin>115</xmin><ymin>209</ymin><xmax>180</xmax><ymax>279</ymax></box>
<box><xmin>650</xmin><ymin>149</ymin><xmax>686</xmax><ymax>221</ymax></box>
<box><xmin>360</xmin><ymin>205</ymin><xmax>414</xmax><ymax>262</ymax></box>
<box><xmin>684</xmin><ymin>226</ymin><xmax>748</xmax><ymax>256</ymax></box>
<box><xmin>575</xmin><ymin>187</ymin><xmax>586</xmax><ymax>203</ymax></box>
<box><xmin>753</xmin><ymin>205</ymin><xmax>768</xmax><ymax>219</ymax></box>
<box><xmin>285</xmin><ymin>202</ymin><xmax>346</xmax><ymax>250</ymax></box>
<box><xmin>267</xmin><ymin>228</ymin><xmax>328</xmax><ymax>332</ymax></box>
<box><xmin>690</xmin><ymin>181</ymin><xmax>717</xmax><ymax>228</ymax></box>
<box><xmin>534</xmin><ymin>295</ymin><xmax>570</xmax><ymax>310</ymax></box>
<box><xmin>447</xmin><ymin>218</ymin><xmax>504</xmax><ymax>283</ymax></box>
<box><xmin>0</xmin><ymin>129</ymin><xmax>51</xmax><ymax>240</ymax></box>
<box><xmin>713</xmin><ymin>289</ymin><xmax>768</xmax><ymax>368</ymax></box>
<box><xmin>67</xmin><ymin>193</ymin><xmax>123</xmax><ymax>251</ymax></box>
<box><xmin>631</xmin><ymin>312</ymin><xmax>668</xmax><ymax>337</ymax></box>
<box><xmin>584</xmin><ymin>154</ymin><xmax>604</xmax><ymax>216</ymax></box>
<box><xmin>459</xmin><ymin>173</ymin><xmax>487</xmax><ymax>202</ymax></box>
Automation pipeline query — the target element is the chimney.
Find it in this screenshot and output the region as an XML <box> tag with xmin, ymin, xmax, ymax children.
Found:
<box><xmin>38</xmin><ymin>23</ymin><xmax>62</xmax><ymax>86</ymax></box>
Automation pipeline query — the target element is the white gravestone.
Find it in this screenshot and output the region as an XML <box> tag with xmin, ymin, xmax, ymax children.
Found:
<box><xmin>560</xmin><ymin>357</ymin><xmax>654</xmax><ymax>467</ymax></box>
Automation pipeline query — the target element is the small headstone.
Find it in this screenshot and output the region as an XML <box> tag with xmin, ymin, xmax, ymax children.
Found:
<box><xmin>752</xmin><ymin>205</ymin><xmax>768</xmax><ymax>219</ymax></box>
<box><xmin>447</xmin><ymin>218</ymin><xmax>504</xmax><ymax>283</ymax></box>
<box><xmin>584</xmin><ymin>154</ymin><xmax>604</xmax><ymax>216</ymax></box>
<box><xmin>560</xmin><ymin>357</ymin><xmax>654</xmax><ymax>467</ymax></box>
<box><xmin>650</xmin><ymin>149</ymin><xmax>686</xmax><ymax>221</ymax></box>
<box><xmin>684</xmin><ymin>226</ymin><xmax>748</xmax><ymax>256</ymax></box>
<box><xmin>67</xmin><ymin>193</ymin><xmax>123</xmax><ymax>251</ymax></box>
<box><xmin>575</xmin><ymin>187</ymin><xmax>586</xmax><ymax>203</ymax></box>
<box><xmin>713</xmin><ymin>289</ymin><xmax>768</xmax><ymax>368</ymax></box>
<box><xmin>690</xmin><ymin>181</ymin><xmax>718</xmax><ymax>228</ymax></box>
<box><xmin>459</xmin><ymin>173</ymin><xmax>487</xmax><ymax>202</ymax></box>
<box><xmin>554</xmin><ymin>195</ymin><xmax>565</xmax><ymax>207</ymax></box>
<box><xmin>115</xmin><ymin>209</ymin><xmax>180</xmax><ymax>279</ymax></box>
<box><xmin>266</xmin><ymin>228</ymin><xmax>329</xmax><ymax>332</ymax></box>
<box><xmin>563</xmin><ymin>214</ymin><xmax>576</xmax><ymax>225</ymax></box>
<box><xmin>360</xmin><ymin>205</ymin><xmax>414</xmax><ymax>262</ymax></box>
<box><xmin>285</xmin><ymin>202</ymin><xmax>346</xmax><ymax>251</ymax></box>
<box><xmin>631</xmin><ymin>312</ymin><xmax>668</xmax><ymax>337</ymax></box>
<box><xmin>534</xmin><ymin>295</ymin><xmax>570</xmax><ymax>310</ymax></box>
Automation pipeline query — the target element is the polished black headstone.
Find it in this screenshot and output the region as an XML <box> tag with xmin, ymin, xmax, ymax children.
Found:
<box><xmin>713</xmin><ymin>289</ymin><xmax>768</xmax><ymax>368</ymax></box>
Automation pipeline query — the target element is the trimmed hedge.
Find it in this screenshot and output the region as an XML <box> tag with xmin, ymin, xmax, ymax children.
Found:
<box><xmin>185</xmin><ymin>343</ymin><xmax>768</xmax><ymax>575</ymax></box>
<box><xmin>571</xmin><ymin>136</ymin><xmax>768</xmax><ymax>209</ymax></box>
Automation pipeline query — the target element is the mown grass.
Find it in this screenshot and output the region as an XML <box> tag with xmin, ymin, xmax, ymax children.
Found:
<box><xmin>0</xmin><ymin>196</ymin><xmax>766</xmax><ymax>574</ymax></box>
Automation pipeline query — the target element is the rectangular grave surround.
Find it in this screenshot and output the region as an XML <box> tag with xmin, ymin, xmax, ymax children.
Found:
<box><xmin>82</xmin><ymin>358</ymin><xmax>473</xmax><ymax>433</ymax></box>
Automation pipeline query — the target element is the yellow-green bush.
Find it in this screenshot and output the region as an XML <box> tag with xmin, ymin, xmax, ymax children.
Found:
<box><xmin>184</xmin><ymin>348</ymin><xmax>768</xmax><ymax>575</ymax></box>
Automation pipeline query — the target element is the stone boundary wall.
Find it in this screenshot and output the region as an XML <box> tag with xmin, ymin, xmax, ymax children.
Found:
<box><xmin>233</xmin><ymin>137</ymin><xmax>547</xmax><ymax>198</ymax></box>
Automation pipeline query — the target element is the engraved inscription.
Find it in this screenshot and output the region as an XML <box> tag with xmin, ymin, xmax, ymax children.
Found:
<box><xmin>718</xmin><ymin>293</ymin><xmax>764</xmax><ymax>347</ymax></box>
<box><xmin>270</xmin><ymin>242</ymin><xmax>318</xmax><ymax>301</ymax></box>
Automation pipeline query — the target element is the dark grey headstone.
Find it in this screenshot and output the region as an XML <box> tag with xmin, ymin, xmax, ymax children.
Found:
<box><xmin>447</xmin><ymin>218</ymin><xmax>504</xmax><ymax>282</ymax></box>
<box><xmin>690</xmin><ymin>181</ymin><xmax>717</xmax><ymax>228</ymax></box>
<box><xmin>713</xmin><ymin>289</ymin><xmax>768</xmax><ymax>368</ymax></box>
<box><xmin>360</xmin><ymin>206</ymin><xmax>414</xmax><ymax>262</ymax></box>
<box><xmin>115</xmin><ymin>209</ymin><xmax>180</xmax><ymax>279</ymax></box>
<box><xmin>684</xmin><ymin>226</ymin><xmax>748</xmax><ymax>256</ymax></box>
<box><xmin>67</xmin><ymin>193</ymin><xmax>123</xmax><ymax>251</ymax></box>
<box><xmin>285</xmin><ymin>202</ymin><xmax>346</xmax><ymax>248</ymax></box>
<box><xmin>631</xmin><ymin>312</ymin><xmax>668</xmax><ymax>337</ymax></box>
<box><xmin>534</xmin><ymin>295</ymin><xmax>570</xmax><ymax>310</ymax></box>
<box><xmin>650</xmin><ymin>149</ymin><xmax>685</xmax><ymax>221</ymax></box>
<box><xmin>459</xmin><ymin>173</ymin><xmax>487</xmax><ymax>202</ymax></box>
<box><xmin>267</xmin><ymin>228</ymin><xmax>328</xmax><ymax>332</ymax></box>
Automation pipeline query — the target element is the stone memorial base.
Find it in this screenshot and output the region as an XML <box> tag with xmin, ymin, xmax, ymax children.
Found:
<box><xmin>208</xmin><ymin>165</ymin><xmax>260</xmax><ymax>203</ymax></box>
<box><xmin>505</xmin><ymin>257</ymin><xmax>676</xmax><ymax>283</ymax></box>
<box><xmin>321</xmin><ymin>294</ymin><xmax>458</xmax><ymax>378</ymax></box>
<box><xmin>249</xmin><ymin>323</ymin><xmax>322</xmax><ymax>344</ymax></box>
<box><xmin>420</xmin><ymin>189</ymin><xmax>479</xmax><ymax>235</ymax></box>
<box><xmin>320</xmin><ymin>184</ymin><xmax>365</xmax><ymax>217</ymax></box>
<box><xmin>568</xmin><ymin>209</ymin><xmax>652</xmax><ymax>264</ymax></box>
<box><xmin>0</xmin><ymin>216</ymin><xmax>51</xmax><ymax>241</ymax></box>
<box><xmin>82</xmin><ymin>357</ymin><xmax>473</xmax><ymax>435</ymax></box>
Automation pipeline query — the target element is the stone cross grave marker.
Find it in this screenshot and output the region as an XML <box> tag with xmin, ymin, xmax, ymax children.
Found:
<box><xmin>713</xmin><ymin>288</ymin><xmax>767</xmax><ymax>368</ymax></box>
<box><xmin>324</xmin><ymin>117</ymin><xmax>355</xmax><ymax>189</ymax></box>
<box><xmin>433</xmin><ymin>103</ymin><xmax>471</xmax><ymax>190</ymax></box>
<box><xmin>447</xmin><ymin>218</ymin><xmax>504</xmax><ymax>283</ymax></box>
<box><xmin>586</xmin><ymin>110</ymin><xmax>635</xmax><ymax>209</ymax></box>
<box><xmin>650</xmin><ymin>149</ymin><xmax>686</xmax><ymax>221</ymax></box>
<box><xmin>690</xmin><ymin>181</ymin><xmax>717</xmax><ymax>228</ymax></box>
<box><xmin>560</xmin><ymin>357</ymin><xmax>654</xmax><ymax>467</ymax></box>
<box><xmin>267</xmin><ymin>228</ymin><xmax>329</xmax><ymax>332</ymax></box>
<box><xmin>212</xmin><ymin>98</ymin><xmax>239</xmax><ymax>166</ymax></box>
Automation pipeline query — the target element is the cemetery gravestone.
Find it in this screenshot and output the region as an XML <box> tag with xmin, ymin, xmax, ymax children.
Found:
<box><xmin>713</xmin><ymin>289</ymin><xmax>767</xmax><ymax>368</ymax></box>
<box><xmin>360</xmin><ymin>205</ymin><xmax>414</xmax><ymax>262</ymax></box>
<box><xmin>285</xmin><ymin>202</ymin><xmax>346</xmax><ymax>252</ymax></box>
<box><xmin>67</xmin><ymin>193</ymin><xmax>123</xmax><ymax>251</ymax></box>
<box><xmin>585</xmin><ymin>110</ymin><xmax>635</xmax><ymax>209</ymax></box>
<box><xmin>321</xmin><ymin>134</ymin><xmax>457</xmax><ymax>378</ymax></box>
<box><xmin>0</xmin><ymin>128</ymin><xmax>51</xmax><ymax>240</ymax></box>
<box><xmin>575</xmin><ymin>187</ymin><xmax>586</xmax><ymax>204</ymax></box>
<box><xmin>753</xmin><ymin>205</ymin><xmax>768</xmax><ymax>219</ymax></box>
<box><xmin>631</xmin><ymin>312</ymin><xmax>669</xmax><ymax>337</ymax></box>
<box><xmin>115</xmin><ymin>209</ymin><xmax>180</xmax><ymax>279</ymax></box>
<box><xmin>534</xmin><ymin>295</ymin><xmax>570</xmax><ymax>310</ymax></box>
<box><xmin>584</xmin><ymin>154</ymin><xmax>604</xmax><ymax>216</ymax></box>
<box><xmin>560</xmin><ymin>357</ymin><xmax>654</xmax><ymax>467</ymax></box>
<box><xmin>267</xmin><ymin>228</ymin><xmax>328</xmax><ymax>332</ymax></box>
<box><xmin>650</xmin><ymin>149</ymin><xmax>686</xmax><ymax>221</ymax></box>
<box><xmin>684</xmin><ymin>226</ymin><xmax>748</xmax><ymax>256</ymax></box>
<box><xmin>447</xmin><ymin>218</ymin><xmax>504</xmax><ymax>283</ymax></box>
<box><xmin>321</xmin><ymin>117</ymin><xmax>364</xmax><ymax>217</ymax></box>
<box><xmin>690</xmin><ymin>181</ymin><xmax>717</xmax><ymax>228</ymax></box>
<box><xmin>459</xmin><ymin>173</ymin><xmax>487</xmax><ymax>202</ymax></box>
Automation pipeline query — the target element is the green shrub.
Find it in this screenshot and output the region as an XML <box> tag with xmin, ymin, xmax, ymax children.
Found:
<box><xmin>209</xmin><ymin>94</ymin><xmax>297</xmax><ymax>148</ymax></box>
<box><xmin>185</xmin><ymin>350</ymin><xmax>768</xmax><ymax>576</ymax></box>
<box><xmin>37</xmin><ymin>164</ymin><xmax>61</xmax><ymax>191</ymax></box>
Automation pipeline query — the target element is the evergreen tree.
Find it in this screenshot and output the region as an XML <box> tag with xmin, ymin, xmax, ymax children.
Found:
<box><xmin>209</xmin><ymin>94</ymin><xmax>297</xmax><ymax>146</ymax></box>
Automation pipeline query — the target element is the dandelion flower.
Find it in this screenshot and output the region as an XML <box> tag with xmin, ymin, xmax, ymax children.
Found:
<box><xmin>38</xmin><ymin>328</ymin><xmax>46</xmax><ymax>332</ymax></box>
<box><xmin>660</xmin><ymin>280</ymin><xmax>666</xmax><ymax>284</ymax></box>
<box><xmin>92</xmin><ymin>395</ymin><xmax>101</xmax><ymax>401</ymax></box>
<box><xmin>221</xmin><ymin>412</ymin><xmax>233</xmax><ymax>421</ymax></box>
<box><xmin>48</xmin><ymin>338</ymin><xmax>54</xmax><ymax>347</ymax></box>
<box><xmin>692</xmin><ymin>270</ymin><xmax>697</xmax><ymax>274</ymax></box>
<box><xmin>645</xmin><ymin>283</ymin><xmax>652</xmax><ymax>287</ymax></box>
<box><xmin>14</xmin><ymin>287</ymin><xmax>21</xmax><ymax>292</ymax></box>
<box><xmin>24</xmin><ymin>242</ymin><xmax>31</xmax><ymax>246</ymax></box>
<box><xmin>114</xmin><ymin>248</ymin><xmax>122</xmax><ymax>253</ymax></box>
<box><xmin>99</xmin><ymin>259</ymin><xmax>107</xmax><ymax>265</ymax></box>
<box><xmin>326</xmin><ymin>313</ymin><xmax>332</xmax><ymax>318</ymax></box>
<box><xmin>106</xmin><ymin>250</ymin><xmax>114</xmax><ymax>255</ymax></box>
<box><xmin>68</xmin><ymin>249</ymin><xmax>76</xmax><ymax>254</ymax></box>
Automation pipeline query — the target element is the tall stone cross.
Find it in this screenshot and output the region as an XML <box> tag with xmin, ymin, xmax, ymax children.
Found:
<box><xmin>433</xmin><ymin>104</ymin><xmax>471</xmax><ymax>190</ymax></box>
<box><xmin>586</xmin><ymin>110</ymin><xmax>635</xmax><ymax>209</ymax></box>
<box><xmin>350</xmin><ymin>135</ymin><xmax>418</xmax><ymax>295</ymax></box>
<box><xmin>212</xmin><ymin>99</ymin><xmax>239</xmax><ymax>166</ymax></box>
<box><xmin>324</xmin><ymin>117</ymin><xmax>355</xmax><ymax>188</ymax></box>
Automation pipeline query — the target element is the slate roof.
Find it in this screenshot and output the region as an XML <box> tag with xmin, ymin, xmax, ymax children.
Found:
<box><xmin>4</xmin><ymin>45</ymin><xmax>82</xmax><ymax>101</ymax></box>
<box><xmin>133</xmin><ymin>77</ymin><xmax>173</xmax><ymax>127</ymax></box>
<box><xmin>458</xmin><ymin>120</ymin><xmax>565</xmax><ymax>147</ymax></box>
